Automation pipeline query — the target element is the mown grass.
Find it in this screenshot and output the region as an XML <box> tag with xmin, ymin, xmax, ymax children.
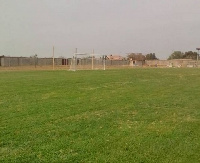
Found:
<box><xmin>0</xmin><ymin>68</ymin><xmax>200</xmax><ymax>162</ymax></box>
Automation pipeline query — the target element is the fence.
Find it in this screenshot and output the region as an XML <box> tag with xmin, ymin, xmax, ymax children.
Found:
<box><xmin>0</xmin><ymin>55</ymin><xmax>198</xmax><ymax>68</ymax></box>
<box><xmin>0</xmin><ymin>56</ymin><xmax>73</xmax><ymax>67</ymax></box>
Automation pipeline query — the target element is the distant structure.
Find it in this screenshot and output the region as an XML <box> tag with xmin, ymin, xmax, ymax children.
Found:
<box><xmin>107</xmin><ymin>55</ymin><xmax>124</xmax><ymax>60</ymax></box>
<box><xmin>127</xmin><ymin>53</ymin><xmax>145</xmax><ymax>66</ymax></box>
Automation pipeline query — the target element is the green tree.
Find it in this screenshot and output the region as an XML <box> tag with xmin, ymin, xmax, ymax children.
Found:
<box><xmin>168</xmin><ymin>51</ymin><xmax>184</xmax><ymax>60</ymax></box>
<box><xmin>127</xmin><ymin>53</ymin><xmax>145</xmax><ymax>60</ymax></box>
<box><xmin>183</xmin><ymin>51</ymin><xmax>198</xmax><ymax>60</ymax></box>
<box><xmin>145</xmin><ymin>53</ymin><xmax>158</xmax><ymax>60</ymax></box>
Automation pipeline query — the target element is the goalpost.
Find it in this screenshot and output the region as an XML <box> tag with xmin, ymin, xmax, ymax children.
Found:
<box><xmin>69</xmin><ymin>53</ymin><xmax>106</xmax><ymax>71</ymax></box>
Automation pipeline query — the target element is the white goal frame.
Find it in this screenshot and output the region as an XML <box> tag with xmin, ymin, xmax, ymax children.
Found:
<box><xmin>69</xmin><ymin>53</ymin><xmax>106</xmax><ymax>71</ymax></box>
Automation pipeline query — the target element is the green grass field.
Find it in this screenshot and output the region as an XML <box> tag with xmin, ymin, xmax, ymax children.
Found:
<box><xmin>0</xmin><ymin>68</ymin><xmax>200</xmax><ymax>162</ymax></box>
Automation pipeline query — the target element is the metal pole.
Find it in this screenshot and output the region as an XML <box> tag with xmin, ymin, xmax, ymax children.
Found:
<box><xmin>34</xmin><ymin>54</ymin><xmax>37</xmax><ymax>68</ymax></box>
<box><xmin>74</xmin><ymin>48</ymin><xmax>77</xmax><ymax>71</ymax></box>
<box><xmin>197</xmin><ymin>50</ymin><xmax>199</xmax><ymax>67</ymax></box>
<box><xmin>53</xmin><ymin>46</ymin><xmax>55</xmax><ymax>70</ymax></box>
<box><xmin>196</xmin><ymin>48</ymin><xmax>200</xmax><ymax>68</ymax></box>
<box><xmin>9</xmin><ymin>56</ymin><xmax>10</xmax><ymax>67</ymax></box>
<box><xmin>75</xmin><ymin>54</ymin><xmax>77</xmax><ymax>71</ymax></box>
<box><xmin>103</xmin><ymin>55</ymin><xmax>106</xmax><ymax>70</ymax></box>
<box><xmin>92</xmin><ymin>49</ymin><xmax>94</xmax><ymax>70</ymax></box>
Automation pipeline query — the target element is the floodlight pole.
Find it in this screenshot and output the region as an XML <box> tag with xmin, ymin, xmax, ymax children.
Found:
<box><xmin>196</xmin><ymin>48</ymin><xmax>200</xmax><ymax>67</ymax></box>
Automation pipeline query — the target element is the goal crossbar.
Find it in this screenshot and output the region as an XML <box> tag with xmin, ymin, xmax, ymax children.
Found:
<box><xmin>69</xmin><ymin>53</ymin><xmax>106</xmax><ymax>71</ymax></box>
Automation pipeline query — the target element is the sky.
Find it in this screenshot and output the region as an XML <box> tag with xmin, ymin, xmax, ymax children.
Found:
<box><xmin>0</xmin><ymin>0</ymin><xmax>200</xmax><ymax>59</ymax></box>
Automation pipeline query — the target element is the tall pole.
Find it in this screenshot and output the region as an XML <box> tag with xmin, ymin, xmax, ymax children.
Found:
<box><xmin>92</xmin><ymin>49</ymin><xmax>94</xmax><ymax>70</ymax></box>
<box><xmin>34</xmin><ymin>54</ymin><xmax>37</xmax><ymax>68</ymax></box>
<box><xmin>53</xmin><ymin>46</ymin><xmax>55</xmax><ymax>70</ymax></box>
<box><xmin>74</xmin><ymin>48</ymin><xmax>77</xmax><ymax>71</ymax></box>
<box><xmin>196</xmin><ymin>48</ymin><xmax>200</xmax><ymax>68</ymax></box>
<box><xmin>103</xmin><ymin>55</ymin><xmax>106</xmax><ymax>70</ymax></box>
<box><xmin>197</xmin><ymin>50</ymin><xmax>199</xmax><ymax>67</ymax></box>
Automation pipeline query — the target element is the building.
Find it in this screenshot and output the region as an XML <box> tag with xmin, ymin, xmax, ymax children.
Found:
<box><xmin>107</xmin><ymin>55</ymin><xmax>124</xmax><ymax>60</ymax></box>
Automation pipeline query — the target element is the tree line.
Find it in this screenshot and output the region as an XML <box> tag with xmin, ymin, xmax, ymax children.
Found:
<box><xmin>167</xmin><ymin>51</ymin><xmax>198</xmax><ymax>60</ymax></box>
<box><xmin>127</xmin><ymin>53</ymin><xmax>158</xmax><ymax>60</ymax></box>
<box><xmin>127</xmin><ymin>51</ymin><xmax>198</xmax><ymax>60</ymax></box>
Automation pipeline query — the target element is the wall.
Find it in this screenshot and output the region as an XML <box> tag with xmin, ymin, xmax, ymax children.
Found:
<box><xmin>1</xmin><ymin>56</ymin><xmax>197</xmax><ymax>68</ymax></box>
<box><xmin>0</xmin><ymin>56</ymin><xmax>64</xmax><ymax>67</ymax></box>
<box><xmin>145</xmin><ymin>59</ymin><xmax>197</xmax><ymax>67</ymax></box>
<box><xmin>145</xmin><ymin>60</ymin><xmax>169</xmax><ymax>67</ymax></box>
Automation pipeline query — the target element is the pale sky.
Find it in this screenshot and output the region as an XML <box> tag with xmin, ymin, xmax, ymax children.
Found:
<box><xmin>1</xmin><ymin>0</ymin><xmax>200</xmax><ymax>59</ymax></box>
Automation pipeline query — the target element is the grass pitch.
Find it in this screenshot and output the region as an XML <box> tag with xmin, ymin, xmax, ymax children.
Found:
<box><xmin>0</xmin><ymin>68</ymin><xmax>200</xmax><ymax>162</ymax></box>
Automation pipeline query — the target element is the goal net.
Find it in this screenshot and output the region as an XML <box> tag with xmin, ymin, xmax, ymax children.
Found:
<box><xmin>69</xmin><ymin>53</ymin><xmax>106</xmax><ymax>71</ymax></box>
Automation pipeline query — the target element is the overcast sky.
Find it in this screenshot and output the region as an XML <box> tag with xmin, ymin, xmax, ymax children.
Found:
<box><xmin>1</xmin><ymin>0</ymin><xmax>200</xmax><ymax>59</ymax></box>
